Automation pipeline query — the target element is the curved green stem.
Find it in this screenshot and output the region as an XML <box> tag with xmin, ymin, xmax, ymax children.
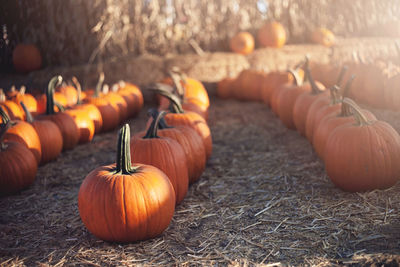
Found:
<box><xmin>71</xmin><ymin>77</ymin><xmax>82</xmax><ymax>105</ymax></box>
<box><xmin>143</xmin><ymin>110</ymin><xmax>166</xmax><ymax>139</ymax></box>
<box><xmin>169</xmin><ymin>70</ymin><xmax>185</xmax><ymax>98</ymax></box>
<box><xmin>342</xmin><ymin>98</ymin><xmax>371</xmax><ymax>125</ymax></box>
<box><xmin>94</xmin><ymin>72</ymin><xmax>105</xmax><ymax>98</ymax></box>
<box><xmin>148</xmin><ymin>108</ymin><xmax>171</xmax><ymax>129</ymax></box>
<box><xmin>115</xmin><ymin>124</ymin><xmax>137</xmax><ymax>175</ymax></box>
<box><xmin>0</xmin><ymin>120</ymin><xmax>12</xmax><ymax>150</ymax></box>
<box><xmin>20</xmin><ymin>102</ymin><xmax>34</xmax><ymax>123</ymax></box>
<box><xmin>304</xmin><ymin>57</ymin><xmax>322</xmax><ymax>95</ymax></box>
<box><xmin>342</xmin><ymin>74</ymin><xmax>356</xmax><ymax>98</ymax></box>
<box><xmin>147</xmin><ymin>83</ymin><xmax>184</xmax><ymax>114</ymax></box>
<box><xmin>336</xmin><ymin>66</ymin><xmax>348</xmax><ymax>87</ymax></box>
<box><xmin>0</xmin><ymin>107</ymin><xmax>11</xmax><ymax>124</ymax></box>
<box><xmin>46</xmin><ymin>76</ymin><xmax>63</xmax><ymax>115</ymax></box>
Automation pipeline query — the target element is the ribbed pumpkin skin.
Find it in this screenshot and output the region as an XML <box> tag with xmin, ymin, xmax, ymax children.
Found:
<box><xmin>78</xmin><ymin>164</ymin><xmax>175</xmax><ymax>242</ymax></box>
<box><xmin>164</xmin><ymin>112</ymin><xmax>212</xmax><ymax>160</ymax></box>
<box><xmin>308</xmin><ymin>102</ymin><xmax>342</xmax><ymax>143</ymax></box>
<box><xmin>324</xmin><ymin>120</ymin><xmax>400</xmax><ymax>192</ymax></box>
<box><xmin>131</xmin><ymin>135</ymin><xmax>189</xmax><ymax>205</ymax></box>
<box><xmin>4</xmin><ymin>121</ymin><xmax>42</xmax><ymax>164</ymax></box>
<box><xmin>157</xmin><ymin>126</ymin><xmax>206</xmax><ymax>184</ymax></box>
<box><xmin>11</xmin><ymin>93</ymin><xmax>38</xmax><ymax>113</ymax></box>
<box><xmin>31</xmin><ymin>120</ymin><xmax>63</xmax><ymax>165</ymax></box>
<box><xmin>304</xmin><ymin>96</ymin><xmax>331</xmax><ymax>141</ymax></box>
<box><xmin>104</xmin><ymin>92</ymin><xmax>129</xmax><ymax>123</ymax></box>
<box><xmin>65</xmin><ymin>109</ymin><xmax>95</xmax><ymax>144</ymax></box>
<box><xmin>75</xmin><ymin>104</ymin><xmax>103</xmax><ymax>134</ymax></box>
<box><xmin>36</xmin><ymin>113</ymin><xmax>79</xmax><ymax>151</ymax></box>
<box><xmin>313</xmin><ymin>110</ymin><xmax>376</xmax><ymax>159</ymax></box>
<box><xmin>0</xmin><ymin>100</ymin><xmax>25</xmax><ymax>121</ymax></box>
<box><xmin>0</xmin><ymin>141</ymin><xmax>37</xmax><ymax>196</ymax></box>
<box><xmin>276</xmin><ymin>84</ymin><xmax>311</xmax><ymax>129</ymax></box>
<box><xmin>85</xmin><ymin>98</ymin><xmax>120</xmax><ymax>132</ymax></box>
<box><xmin>293</xmin><ymin>89</ymin><xmax>328</xmax><ymax>136</ymax></box>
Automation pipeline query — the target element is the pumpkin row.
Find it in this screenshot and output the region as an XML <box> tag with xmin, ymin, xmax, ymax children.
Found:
<box><xmin>78</xmin><ymin>74</ymin><xmax>213</xmax><ymax>243</ymax></box>
<box><xmin>217</xmin><ymin>58</ymin><xmax>400</xmax><ymax>192</ymax></box>
<box><xmin>0</xmin><ymin>75</ymin><xmax>144</xmax><ymax>196</ymax></box>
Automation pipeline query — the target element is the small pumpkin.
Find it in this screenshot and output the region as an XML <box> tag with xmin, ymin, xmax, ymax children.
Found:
<box><xmin>324</xmin><ymin>98</ymin><xmax>400</xmax><ymax>192</ymax></box>
<box><xmin>20</xmin><ymin>102</ymin><xmax>63</xmax><ymax>165</ymax></box>
<box><xmin>0</xmin><ymin>89</ymin><xmax>25</xmax><ymax>121</ymax></box>
<box><xmin>36</xmin><ymin>76</ymin><xmax>80</xmax><ymax>151</ymax></box>
<box><xmin>116</xmin><ymin>81</ymin><xmax>143</xmax><ymax>118</ymax></box>
<box><xmin>132</xmin><ymin>111</ymin><xmax>189</xmax><ymax>204</ymax></box>
<box><xmin>230</xmin><ymin>31</ymin><xmax>255</xmax><ymax>55</ymax></box>
<box><xmin>148</xmin><ymin>109</ymin><xmax>206</xmax><ymax>184</ymax></box>
<box><xmin>1</xmin><ymin>107</ymin><xmax>42</xmax><ymax>164</ymax></box>
<box><xmin>149</xmin><ymin>85</ymin><xmax>212</xmax><ymax>160</ymax></box>
<box><xmin>8</xmin><ymin>86</ymin><xmax>38</xmax><ymax>113</ymax></box>
<box><xmin>257</xmin><ymin>21</ymin><xmax>286</xmax><ymax>48</ymax></box>
<box><xmin>310</xmin><ymin>28</ymin><xmax>335</xmax><ymax>47</ymax></box>
<box><xmin>0</xmin><ymin>120</ymin><xmax>38</xmax><ymax>196</ymax></box>
<box><xmin>78</xmin><ymin>124</ymin><xmax>175</xmax><ymax>242</ymax></box>
<box><xmin>57</xmin><ymin>82</ymin><xmax>78</xmax><ymax>107</ymax></box>
<box><xmin>12</xmin><ymin>44</ymin><xmax>42</xmax><ymax>73</ymax></box>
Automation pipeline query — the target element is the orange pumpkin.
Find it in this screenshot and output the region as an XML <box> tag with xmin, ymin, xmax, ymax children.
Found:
<box><xmin>310</xmin><ymin>28</ymin><xmax>335</xmax><ymax>47</ymax></box>
<box><xmin>78</xmin><ymin>124</ymin><xmax>175</xmax><ymax>242</ymax></box>
<box><xmin>257</xmin><ymin>21</ymin><xmax>286</xmax><ymax>48</ymax></box>
<box><xmin>230</xmin><ymin>31</ymin><xmax>255</xmax><ymax>55</ymax></box>
<box><xmin>0</xmin><ymin>89</ymin><xmax>25</xmax><ymax>121</ymax></box>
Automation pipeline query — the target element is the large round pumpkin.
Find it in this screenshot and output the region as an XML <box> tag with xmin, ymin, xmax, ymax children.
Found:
<box><xmin>78</xmin><ymin>124</ymin><xmax>175</xmax><ymax>242</ymax></box>
<box><xmin>324</xmin><ymin>98</ymin><xmax>400</xmax><ymax>192</ymax></box>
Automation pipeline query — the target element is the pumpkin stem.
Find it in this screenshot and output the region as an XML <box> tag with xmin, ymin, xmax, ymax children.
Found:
<box><xmin>20</xmin><ymin>102</ymin><xmax>34</xmax><ymax>123</ymax></box>
<box><xmin>304</xmin><ymin>58</ymin><xmax>322</xmax><ymax>95</ymax></box>
<box><xmin>54</xmin><ymin>102</ymin><xmax>65</xmax><ymax>112</ymax></box>
<box><xmin>94</xmin><ymin>72</ymin><xmax>105</xmax><ymax>98</ymax></box>
<box><xmin>342</xmin><ymin>74</ymin><xmax>356</xmax><ymax>98</ymax></box>
<box><xmin>168</xmin><ymin>70</ymin><xmax>185</xmax><ymax>98</ymax></box>
<box><xmin>143</xmin><ymin>110</ymin><xmax>166</xmax><ymax>139</ymax></box>
<box><xmin>148</xmin><ymin>108</ymin><xmax>172</xmax><ymax>130</ymax></box>
<box><xmin>342</xmin><ymin>98</ymin><xmax>371</xmax><ymax>125</ymax></box>
<box><xmin>0</xmin><ymin>89</ymin><xmax>6</xmax><ymax>102</ymax></box>
<box><xmin>147</xmin><ymin>84</ymin><xmax>184</xmax><ymax>114</ymax></box>
<box><xmin>20</xmin><ymin>86</ymin><xmax>26</xmax><ymax>95</ymax></box>
<box><xmin>0</xmin><ymin>120</ymin><xmax>12</xmax><ymax>150</ymax></box>
<box><xmin>329</xmin><ymin>85</ymin><xmax>341</xmax><ymax>104</ymax></box>
<box><xmin>0</xmin><ymin>106</ymin><xmax>11</xmax><ymax>124</ymax></box>
<box><xmin>287</xmin><ymin>69</ymin><xmax>302</xmax><ymax>86</ymax></box>
<box><xmin>71</xmin><ymin>77</ymin><xmax>82</xmax><ymax>105</ymax></box>
<box><xmin>46</xmin><ymin>76</ymin><xmax>63</xmax><ymax>115</ymax></box>
<box><xmin>336</xmin><ymin>66</ymin><xmax>348</xmax><ymax>87</ymax></box>
<box><xmin>115</xmin><ymin>124</ymin><xmax>137</xmax><ymax>175</ymax></box>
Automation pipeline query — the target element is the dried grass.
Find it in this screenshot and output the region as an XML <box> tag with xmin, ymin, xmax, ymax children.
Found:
<box><xmin>1</xmin><ymin>95</ymin><xmax>399</xmax><ymax>266</ymax></box>
<box><xmin>2</xmin><ymin>0</ymin><xmax>400</xmax><ymax>67</ymax></box>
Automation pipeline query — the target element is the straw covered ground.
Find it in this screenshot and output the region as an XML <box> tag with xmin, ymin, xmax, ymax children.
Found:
<box><xmin>1</xmin><ymin>90</ymin><xmax>400</xmax><ymax>266</ymax></box>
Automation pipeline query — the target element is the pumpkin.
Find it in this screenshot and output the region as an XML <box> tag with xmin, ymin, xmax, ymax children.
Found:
<box><xmin>132</xmin><ymin>111</ymin><xmax>189</xmax><ymax>204</ymax></box>
<box><xmin>292</xmin><ymin>61</ymin><xmax>327</xmax><ymax>135</ymax></box>
<box><xmin>232</xmin><ymin>69</ymin><xmax>267</xmax><ymax>102</ymax></box>
<box><xmin>216</xmin><ymin>77</ymin><xmax>235</xmax><ymax>99</ymax></box>
<box><xmin>1</xmin><ymin>107</ymin><xmax>42</xmax><ymax>164</ymax></box>
<box><xmin>78</xmin><ymin>124</ymin><xmax>175</xmax><ymax>242</ymax></box>
<box><xmin>8</xmin><ymin>86</ymin><xmax>38</xmax><ymax>113</ymax></box>
<box><xmin>0</xmin><ymin>121</ymin><xmax>38</xmax><ymax>196</ymax></box>
<box><xmin>57</xmin><ymin>82</ymin><xmax>78</xmax><ymax>107</ymax></box>
<box><xmin>310</xmin><ymin>28</ymin><xmax>335</xmax><ymax>47</ymax></box>
<box><xmin>36</xmin><ymin>90</ymin><xmax>68</xmax><ymax>115</ymax></box>
<box><xmin>0</xmin><ymin>89</ymin><xmax>25</xmax><ymax>121</ymax></box>
<box><xmin>36</xmin><ymin>76</ymin><xmax>79</xmax><ymax>151</ymax></box>
<box><xmin>148</xmin><ymin>109</ymin><xmax>206</xmax><ymax>184</ymax></box>
<box><xmin>257</xmin><ymin>21</ymin><xmax>286</xmax><ymax>48</ymax></box>
<box><xmin>230</xmin><ymin>31</ymin><xmax>255</xmax><ymax>55</ymax></box>
<box><xmin>313</xmin><ymin>98</ymin><xmax>376</xmax><ymax>159</ymax></box>
<box><xmin>70</xmin><ymin>77</ymin><xmax>103</xmax><ymax>134</ymax></box>
<box><xmin>266</xmin><ymin>67</ymin><xmax>305</xmax><ymax>109</ymax></box>
<box><xmin>324</xmin><ymin>98</ymin><xmax>400</xmax><ymax>192</ymax></box>
<box><xmin>84</xmin><ymin>73</ymin><xmax>120</xmax><ymax>132</ymax></box>
<box><xmin>104</xmin><ymin>85</ymin><xmax>129</xmax><ymax>123</ymax></box>
<box><xmin>65</xmin><ymin>108</ymin><xmax>95</xmax><ymax>144</ymax></box>
<box><xmin>116</xmin><ymin>81</ymin><xmax>143</xmax><ymax>118</ymax></box>
<box><xmin>305</xmin><ymin>75</ymin><xmax>355</xmax><ymax>142</ymax></box>
<box><xmin>12</xmin><ymin>44</ymin><xmax>42</xmax><ymax>73</ymax></box>
<box><xmin>20</xmin><ymin>102</ymin><xmax>63</xmax><ymax>165</ymax></box>
<box><xmin>149</xmin><ymin>85</ymin><xmax>212</xmax><ymax>160</ymax></box>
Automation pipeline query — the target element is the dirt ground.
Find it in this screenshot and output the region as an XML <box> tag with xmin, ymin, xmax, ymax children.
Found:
<box><xmin>1</xmin><ymin>89</ymin><xmax>400</xmax><ymax>266</ymax></box>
